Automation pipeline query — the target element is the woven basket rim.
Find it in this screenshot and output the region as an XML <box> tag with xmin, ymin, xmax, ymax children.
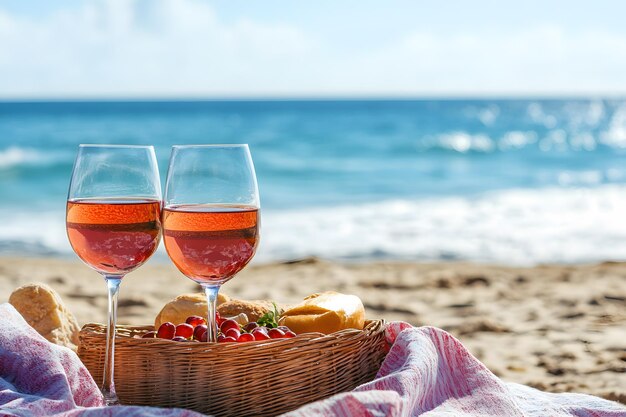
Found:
<box><xmin>80</xmin><ymin>319</ymin><xmax>385</xmax><ymax>347</ymax></box>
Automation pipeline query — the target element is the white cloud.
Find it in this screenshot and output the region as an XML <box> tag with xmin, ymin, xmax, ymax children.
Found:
<box><xmin>0</xmin><ymin>0</ymin><xmax>316</xmax><ymax>97</ymax></box>
<box><xmin>0</xmin><ymin>0</ymin><xmax>626</xmax><ymax>97</ymax></box>
<box><xmin>334</xmin><ymin>25</ymin><xmax>626</xmax><ymax>95</ymax></box>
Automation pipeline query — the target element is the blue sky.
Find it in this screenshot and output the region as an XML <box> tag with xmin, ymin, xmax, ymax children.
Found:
<box><xmin>1</xmin><ymin>0</ymin><xmax>625</xmax><ymax>98</ymax></box>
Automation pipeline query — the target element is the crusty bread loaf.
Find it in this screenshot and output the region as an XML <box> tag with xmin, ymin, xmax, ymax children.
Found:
<box><xmin>278</xmin><ymin>291</ymin><xmax>365</xmax><ymax>335</ymax></box>
<box><xmin>155</xmin><ymin>292</ymin><xmax>230</xmax><ymax>328</ymax></box>
<box><xmin>9</xmin><ymin>283</ymin><xmax>81</xmax><ymax>350</ymax></box>
<box><xmin>217</xmin><ymin>299</ymin><xmax>275</xmax><ymax>323</ymax></box>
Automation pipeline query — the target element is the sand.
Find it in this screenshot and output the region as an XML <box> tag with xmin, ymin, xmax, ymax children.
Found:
<box><xmin>0</xmin><ymin>256</ymin><xmax>624</xmax><ymax>403</ymax></box>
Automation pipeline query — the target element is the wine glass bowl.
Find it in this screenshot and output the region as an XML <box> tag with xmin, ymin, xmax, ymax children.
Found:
<box><xmin>66</xmin><ymin>144</ymin><xmax>162</xmax><ymax>405</ymax></box>
<box><xmin>162</xmin><ymin>204</ymin><xmax>259</xmax><ymax>284</ymax></box>
<box><xmin>163</xmin><ymin>144</ymin><xmax>260</xmax><ymax>342</ymax></box>
<box><xmin>66</xmin><ymin>198</ymin><xmax>161</xmax><ymax>275</ymax></box>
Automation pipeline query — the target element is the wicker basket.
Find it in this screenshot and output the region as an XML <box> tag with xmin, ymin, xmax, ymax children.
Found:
<box><xmin>78</xmin><ymin>320</ymin><xmax>387</xmax><ymax>417</ymax></box>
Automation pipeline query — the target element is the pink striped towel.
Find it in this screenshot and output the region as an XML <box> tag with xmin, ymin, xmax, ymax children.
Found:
<box><xmin>0</xmin><ymin>303</ymin><xmax>624</xmax><ymax>416</ymax></box>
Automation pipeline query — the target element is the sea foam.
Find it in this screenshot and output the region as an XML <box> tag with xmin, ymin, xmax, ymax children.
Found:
<box><xmin>0</xmin><ymin>146</ymin><xmax>55</xmax><ymax>169</ymax></box>
<box><xmin>3</xmin><ymin>185</ymin><xmax>626</xmax><ymax>265</ymax></box>
<box><xmin>256</xmin><ymin>185</ymin><xmax>626</xmax><ymax>265</ymax></box>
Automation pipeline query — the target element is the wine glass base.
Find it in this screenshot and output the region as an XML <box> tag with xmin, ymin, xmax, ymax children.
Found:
<box><xmin>102</xmin><ymin>390</ymin><xmax>120</xmax><ymax>406</ymax></box>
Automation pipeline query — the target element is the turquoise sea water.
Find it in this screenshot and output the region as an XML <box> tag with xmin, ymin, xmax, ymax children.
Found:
<box><xmin>1</xmin><ymin>99</ymin><xmax>626</xmax><ymax>264</ymax></box>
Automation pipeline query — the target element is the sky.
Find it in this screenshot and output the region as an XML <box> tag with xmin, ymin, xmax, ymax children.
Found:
<box><xmin>1</xmin><ymin>0</ymin><xmax>626</xmax><ymax>98</ymax></box>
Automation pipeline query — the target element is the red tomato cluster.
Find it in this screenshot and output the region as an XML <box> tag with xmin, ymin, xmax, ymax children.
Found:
<box><xmin>142</xmin><ymin>312</ymin><xmax>296</xmax><ymax>343</ymax></box>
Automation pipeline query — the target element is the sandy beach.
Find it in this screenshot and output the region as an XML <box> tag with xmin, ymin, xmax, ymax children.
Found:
<box><xmin>0</xmin><ymin>256</ymin><xmax>624</xmax><ymax>404</ymax></box>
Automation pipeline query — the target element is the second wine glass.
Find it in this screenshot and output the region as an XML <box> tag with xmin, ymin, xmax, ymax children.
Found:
<box><xmin>162</xmin><ymin>144</ymin><xmax>260</xmax><ymax>342</ymax></box>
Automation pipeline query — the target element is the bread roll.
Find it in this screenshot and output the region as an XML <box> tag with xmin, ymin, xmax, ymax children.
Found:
<box><xmin>9</xmin><ymin>283</ymin><xmax>81</xmax><ymax>350</ymax></box>
<box><xmin>279</xmin><ymin>291</ymin><xmax>365</xmax><ymax>334</ymax></box>
<box><xmin>217</xmin><ymin>299</ymin><xmax>274</xmax><ymax>322</ymax></box>
<box><xmin>155</xmin><ymin>292</ymin><xmax>230</xmax><ymax>328</ymax></box>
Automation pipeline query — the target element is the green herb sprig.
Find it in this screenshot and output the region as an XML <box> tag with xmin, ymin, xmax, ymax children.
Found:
<box><xmin>257</xmin><ymin>302</ymin><xmax>281</xmax><ymax>328</ymax></box>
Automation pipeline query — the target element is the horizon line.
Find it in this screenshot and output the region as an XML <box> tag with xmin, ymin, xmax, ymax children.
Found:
<box><xmin>1</xmin><ymin>93</ymin><xmax>626</xmax><ymax>103</ymax></box>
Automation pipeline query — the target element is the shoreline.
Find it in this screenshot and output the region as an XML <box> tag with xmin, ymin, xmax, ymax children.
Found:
<box><xmin>5</xmin><ymin>251</ymin><xmax>626</xmax><ymax>268</ymax></box>
<box><xmin>0</xmin><ymin>256</ymin><xmax>624</xmax><ymax>403</ymax></box>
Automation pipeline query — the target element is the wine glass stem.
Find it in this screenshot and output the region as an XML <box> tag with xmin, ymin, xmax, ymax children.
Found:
<box><xmin>102</xmin><ymin>275</ymin><xmax>122</xmax><ymax>405</ymax></box>
<box><xmin>202</xmin><ymin>284</ymin><xmax>220</xmax><ymax>342</ymax></box>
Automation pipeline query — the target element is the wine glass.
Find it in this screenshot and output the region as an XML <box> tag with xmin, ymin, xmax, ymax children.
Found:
<box><xmin>162</xmin><ymin>144</ymin><xmax>260</xmax><ymax>342</ymax></box>
<box><xmin>66</xmin><ymin>145</ymin><xmax>162</xmax><ymax>405</ymax></box>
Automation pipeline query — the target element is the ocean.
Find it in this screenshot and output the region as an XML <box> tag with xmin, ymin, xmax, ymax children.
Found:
<box><xmin>1</xmin><ymin>99</ymin><xmax>626</xmax><ymax>265</ymax></box>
